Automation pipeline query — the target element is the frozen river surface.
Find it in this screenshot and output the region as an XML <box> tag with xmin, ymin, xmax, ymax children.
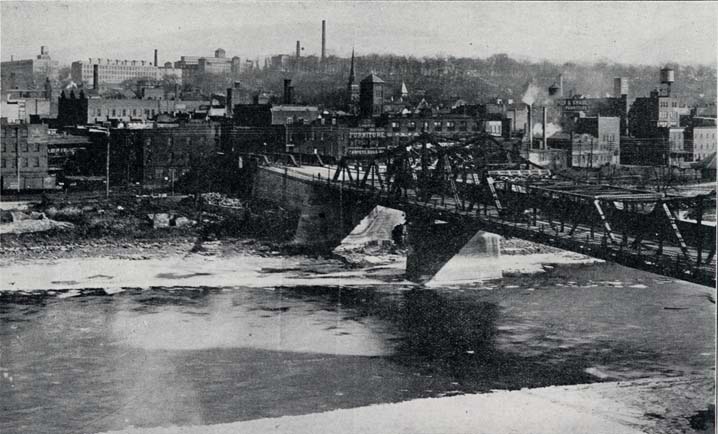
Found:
<box><xmin>0</xmin><ymin>258</ymin><xmax>715</xmax><ymax>434</ymax></box>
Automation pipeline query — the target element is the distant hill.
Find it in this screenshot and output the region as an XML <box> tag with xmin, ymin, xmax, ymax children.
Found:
<box><xmin>226</xmin><ymin>54</ymin><xmax>717</xmax><ymax>109</ymax></box>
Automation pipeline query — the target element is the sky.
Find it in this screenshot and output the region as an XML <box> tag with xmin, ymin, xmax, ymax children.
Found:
<box><xmin>2</xmin><ymin>1</ymin><xmax>717</xmax><ymax>67</ymax></box>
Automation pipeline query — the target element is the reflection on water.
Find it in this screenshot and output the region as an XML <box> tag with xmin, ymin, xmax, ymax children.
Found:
<box><xmin>0</xmin><ymin>265</ymin><xmax>714</xmax><ymax>434</ymax></box>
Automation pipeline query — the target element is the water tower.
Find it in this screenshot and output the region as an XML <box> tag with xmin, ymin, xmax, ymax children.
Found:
<box><xmin>660</xmin><ymin>67</ymin><xmax>675</xmax><ymax>96</ymax></box>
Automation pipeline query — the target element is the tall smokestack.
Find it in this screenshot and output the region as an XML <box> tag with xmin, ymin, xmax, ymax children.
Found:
<box><xmin>93</xmin><ymin>64</ymin><xmax>99</xmax><ymax>90</ymax></box>
<box><xmin>283</xmin><ymin>79</ymin><xmax>292</xmax><ymax>104</ymax></box>
<box><xmin>542</xmin><ymin>106</ymin><xmax>548</xmax><ymax>150</ymax></box>
<box><xmin>558</xmin><ymin>74</ymin><xmax>563</xmax><ymax>97</ymax></box>
<box><xmin>321</xmin><ymin>20</ymin><xmax>326</xmax><ymax>61</ymax></box>
<box><xmin>527</xmin><ymin>105</ymin><xmax>533</xmax><ymax>147</ymax></box>
<box><xmin>296</xmin><ymin>41</ymin><xmax>301</xmax><ymax>58</ymax></box>
<box><xmin>154</xmin><ymin>49</ymin><xmax>158</xmax><ymax>66</ymax></box>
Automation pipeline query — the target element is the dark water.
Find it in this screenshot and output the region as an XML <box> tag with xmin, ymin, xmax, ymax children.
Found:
<box><xmin>0</xmin><ymin>263</ymin><xmax>715</xmax><ymax>434</ymax></box>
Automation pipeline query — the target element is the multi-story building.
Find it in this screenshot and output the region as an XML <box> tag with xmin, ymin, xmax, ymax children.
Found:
<box><xmin>157</xmin><ymin>62</ymin><xmax>182</xmax><ymax>84</ymax></box>
<box><xmin>56</xmin><ymin>90</ymin><xmax>210</xmax><ymax>125</ymax></box>
<box><xmin>71</xmin><ymin>58</ymin><xmax>161</xmax><ymax>87</ymax></box>
<box><xmin>686</xmin><ymin>124</ymin><xmax>717</xmax><ymax>162</ymax></box>
<box><xmin>1</xmin><ymin>46</ymin><xmax>58</xmax><ymax>91</ymax></box>
<box><xmin>174</xmin><ymin>49</ymin><xmax>241</xmax><ymax>84</ymax></box>
<box><xmin>359</xmin><ymin>73</ymin><xmax>385</xmax><ymax>118</ymax></box>
<box><xmin>628</xmin><ymin>68</ymin><xmax>690</xmax><ymax>137</ymax></box>
<box><xmin>0</xmin><ymin>121</ymin><xmax>55</xmax><ymax>190</ymax></box>
<box><xmin>548</xmin><ymin>116</ymin><xmax>620</xmax><ymax>168</ymax></box>
<box><xmin>108</xmin><ymin>122</ymin><xmax>220</xmax><ymax>188</ymax></box>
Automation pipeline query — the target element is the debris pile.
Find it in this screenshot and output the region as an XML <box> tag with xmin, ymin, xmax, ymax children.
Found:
<box><xmin>201</xmin><ymin>192</ymin><xmax>244</xmax><ymax>209</ymax></box>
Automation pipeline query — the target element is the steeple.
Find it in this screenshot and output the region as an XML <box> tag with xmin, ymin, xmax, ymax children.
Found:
<box><xmin>348</xmin><ymin>48</ymin><xmax>356</xmax><ymax>85</ymax></box>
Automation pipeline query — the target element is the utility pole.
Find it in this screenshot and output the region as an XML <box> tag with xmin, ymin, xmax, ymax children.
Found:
<box><xmin>105</xmin><ymin>131</ymin><xmax>110</xmax><ymax>198</ymax></box>
<box><xmin>16</xmin><ymin>127</ymin><xmax>20</xmax><ymax>193</ymax></box>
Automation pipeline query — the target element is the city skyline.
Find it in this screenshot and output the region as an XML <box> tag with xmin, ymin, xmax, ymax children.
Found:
<box><xmin>2</xmin><ymin>1</ymin><xmax>717</xmax><ymax>67</ymax></box>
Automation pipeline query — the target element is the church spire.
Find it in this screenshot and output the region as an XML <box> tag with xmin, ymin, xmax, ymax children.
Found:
<box><xmin>348</xmin><ymin>48</ymin><xmax>356</xmax><ymax>85</ymax></box>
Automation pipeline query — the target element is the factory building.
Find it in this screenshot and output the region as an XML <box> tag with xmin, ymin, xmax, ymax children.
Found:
<box><xmin>174</xmin><ymin>49</ymin><xmax>241</xmax><ymax>83</ymax></box>
<box><xmin>1</xmin><ymin>46</ymin><xmax>58</xmax><ymax>91</ymax></box>
<box><xmin>628</xmin><ymin>68</ymin><xmax>690</xmax><ymax>137</ymax></box>
<box><xmin>71</xmin><ymin>58</ymin><xmax>159</xmax><ymax>87</ymax></box>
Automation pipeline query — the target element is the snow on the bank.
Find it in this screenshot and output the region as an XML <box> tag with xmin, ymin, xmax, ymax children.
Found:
<box><xmin>95</xmin><ymin>376</ymin><xmax>668</xmax><ymax>434</ymax></box>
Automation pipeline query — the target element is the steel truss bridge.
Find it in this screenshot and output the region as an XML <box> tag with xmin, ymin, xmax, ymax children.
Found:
<box><xmin>243</xmin><ymin>133</ymin><xmax>716</xmax><ymax>287</ymax></box>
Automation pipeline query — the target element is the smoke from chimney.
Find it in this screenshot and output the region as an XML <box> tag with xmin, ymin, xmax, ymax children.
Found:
<box><xmin>321</xmin><ymin>20</ymin><xmax>326</xmax><ymax>61</ymax></box>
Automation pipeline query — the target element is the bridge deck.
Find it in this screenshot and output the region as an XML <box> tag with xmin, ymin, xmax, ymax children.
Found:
<box><xmin>260</xmin><ymin>164</ymin><xmax>716</xmax><ymax>287</ymax></box>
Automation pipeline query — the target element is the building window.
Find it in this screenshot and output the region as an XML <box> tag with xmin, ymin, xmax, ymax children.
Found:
<box><xmin>132</xmin><ymin>108</ymin><xmax>137</xmax><ymax>116</ymax></box>
<box><xmin>1</xmin><ymin>159</ymin><xmax>4</xmax><ymax>168</ymax></box>
<box><xmin>459</xmin><ymin>121</ymin><xmax>467</xmax><ymax>131</ymax></box>
<box><xmin>422</xmin><ymin>121</ymin><xmax>429</xmax><ymax>131</ymax></box>
<box><xmin>407</xmin><ymin>121</ymin><xmax>416</xmax><ymax>131</ymax></box>
<box><xmin>446</xmin><ymin>121</ymin><xmax>456</xmax><ymax>131</ymax></box>
<box><xmin>122</xmin><ymin>109</ymin><xmax>127</xmax><ymax>116</ymax></box>
<box><xmin>112</xmin><ymin>109</ymin><xmax>116</xmax><ymax>117</ymax></box>
<box><xmin>186</xmin><ymin>137</ymin><xmax>191</xmax><ymax>146</ymax></box>
<box><xmin>32</xmin><ymin>157</ymin><xmax>39</xmax><ymax>167</ymax></box>
<box><xmin>21</xmin><ymin>158</ymin><xmax>28</xmax><ymax>168</ymax></box>
<box><xmin>167</xmin><ymin>137</ymin><xmax>173</xmax><ymax>147</ymax></box>
<box><xmin>21</xmin><ymin>142</ymin><xmax>28</xmax><ymax>152</ymax></box>
<box><xmin>391</xmin><ymin>121</ymin><xmax>400</xmax><ymax>132</ymax></box>
<box><xmin>434</xmin><ymin>121</ymin><xmax>442</xmax><ymax>131</ymax></box>
<box><xmin>97</xmin><ymin>109</ymin><xmax>102</xmax><ymax>116</ymax></box>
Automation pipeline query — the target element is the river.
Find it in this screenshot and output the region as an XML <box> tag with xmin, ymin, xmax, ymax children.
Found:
<box><xmin>0</xmin><ymin>257</ymin><xmax>715</xmax><ymax>434</ymax></box>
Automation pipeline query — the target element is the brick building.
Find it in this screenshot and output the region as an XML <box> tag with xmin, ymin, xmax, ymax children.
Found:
<box><xmin>108</xmin><ymin>122</ymin><xmax>220</xmax><ymax>188</ymax></box>
<box><xmin>0</xmin><ymin>122</ymin><xmax>55</xmax><ymax>191</ymax></box>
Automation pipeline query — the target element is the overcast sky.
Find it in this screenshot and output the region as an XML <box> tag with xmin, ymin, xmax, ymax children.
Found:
<box><xmin>2</xmin><ymin>1</ymin><xmax>717</xmax><ymax>66</ymax></box>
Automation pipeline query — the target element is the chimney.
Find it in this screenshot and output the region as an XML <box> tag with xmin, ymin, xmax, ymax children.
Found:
<box><xmin>321</xmin><ymin>20</ymin><xmax>326</xmax><ymax>61</ymax></box>
<box><xmin>296</xmin><ymin>41</ymin><xmax>301</xmax><ymax>58</ymax></box>
<box><xmin>527</xmin><ymin>105</ymin><xmax>533</xmax><ymax>147</ymax></box>
<box><xmin>226</xmin><ymin>87</ymin><xmax>233</xmax><ymax>117</ymax></box>
<box><xmin>154</xmin><ymin>49</ymin><xmax>158</xmax><ymax>66</ymax></box>
<box><xmin>10</xmin><ymin>55</ymin><xmax>13</xmax><ymax>61</ymax></box>
<box><xmin>288</xmin><ymin>86</ymin><xmax>294</xmax><ymax>105</ymax></box>
<box><xmin>558</xmin><ymin>74</ymin><xmax>563</xmax><ymax>97</ymax></box>
<box><xmin>283</xmin><ymin>79</ymin><xmax>293</xmax><ymax>104</ymax></box>
<box><xmin>93</xmin><ymin>64</ymin><xmax>99</xmax><ymax>90</ymax></box>
<box><xmin>542</xmin><ymin>106</ymin><xmax>548</xmax><ymax>150</ymax></box>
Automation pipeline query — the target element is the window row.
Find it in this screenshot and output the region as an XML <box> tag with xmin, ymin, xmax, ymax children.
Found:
<box><xmin>1</xmin><ymin>157</ymin><xmax>42</xmax><ymax>168</ymax></box>
<box><xmin>389</xmin><ymin>120</ymin><xmax>479</xmax><ymax>132</ymax></box>
<box><xmin>0</xmin><ymin>142</ymin><xmax>42</xmax><ymax>152</ymax></box>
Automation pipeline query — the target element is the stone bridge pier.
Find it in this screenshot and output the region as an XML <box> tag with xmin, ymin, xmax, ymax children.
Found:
<box><xmin>252</xmin><ymin>167</ymin><xmax>503</xmax><ymax>282</ymax></box>
<box><xmin>252</xmin><ymin>167</ymin><xmax>375</xmax><ymax>249</ymax></box>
